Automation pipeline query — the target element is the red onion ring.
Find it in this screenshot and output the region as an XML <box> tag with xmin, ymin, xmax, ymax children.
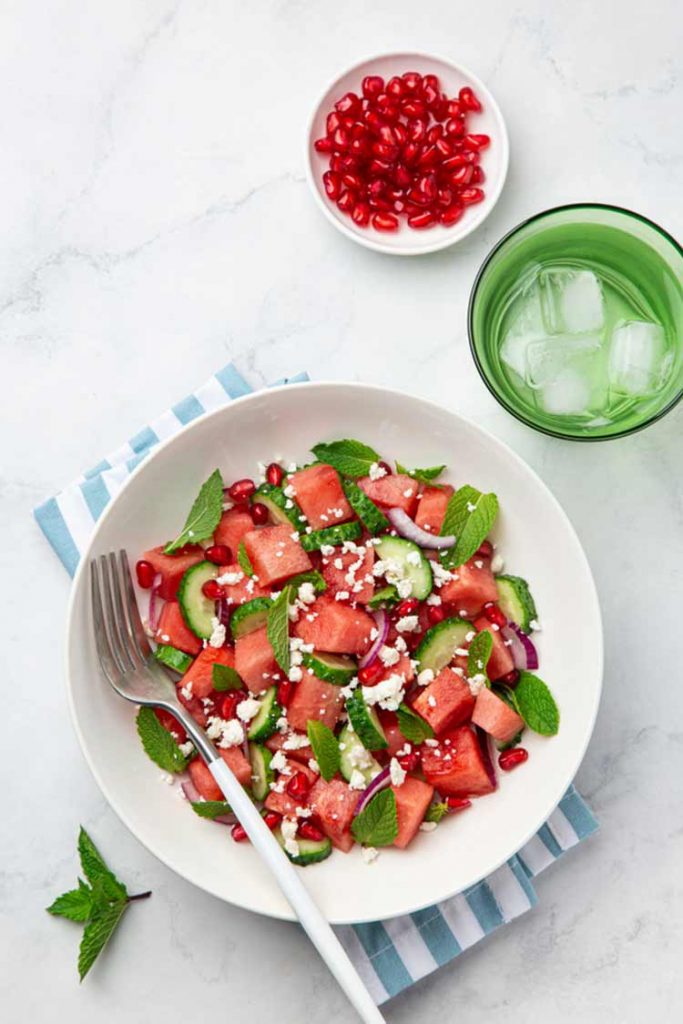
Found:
<box><xmin>148</xmin><ymin>573</ymin><xmax>162</xmax><ymax>633</ymax></box>
<box><xmin>387</xmin><ymin>507</ymin><xmax>455</xmax><ymax>550</ymax></box>
<box><xmin>502</xmin><ymin>623</ymin><xmax>539</xmax><ymax>671</ymax></box>
<box><xmin>354</xmin><ymin>764</ymin><xmax>392</xmax><ymax>815</ymax></box>
<box><xmin>359</xmin><ymin>609</ymin><xmax>389</xmax><ymax>669</ymax></box>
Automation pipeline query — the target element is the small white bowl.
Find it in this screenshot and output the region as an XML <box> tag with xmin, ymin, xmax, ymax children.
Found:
<box><xmin>305</xmin><ymin>52</ymin><xmax>509</xmax><ymax>256</ymax></box>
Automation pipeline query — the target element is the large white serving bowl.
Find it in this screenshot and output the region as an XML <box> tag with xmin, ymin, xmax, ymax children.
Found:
<box><xmin>66</xmin><ymin>382</ymin><xmax>602</xmax><ymax>924</ymax></box>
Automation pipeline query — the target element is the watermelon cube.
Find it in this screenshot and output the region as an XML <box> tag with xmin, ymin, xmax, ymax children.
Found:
<box><xmin>287</xmin><ymin>672</ymin><xmax>344</xmax><ymax>732</ymax></box>
<box><xmin>234</xmin><ymin>625</ymin><xmax>279</xmax><ymax>693</ymax></box>
<box><xmin>471</xmin><ymin>686</ymin><xmax>524</xmax><ymax>744</ymax></box>
<box><xmin>218</xmin><ymin>745</ymin><xmax>252</xmax><ymax>787</ymax></box>
<box><xmin>393</xmin><ymin>776</ymin><xmax>435</xmax><ymax>849</ymax></box>
<box><xmin>439</xmin><ymin>558</ymin><xmax>499</xmax><ymax>617</ymax></box>
<box><xmin>188</xmin><ymin>758</ymin><xmax>222</xmax><ymax>801</ymax></box>
<box><xmin>265</xmin><ymin>731</ymin><xmax>314</xmax><ymax>765</ymax></box>
<box><xmin>473</xmin><ymin>618</ymin><xmax>515</xmax><ymax>681</ymax></box>
<box><xmin>309</xmin><ymin>778</ymin><xmax>358</xmax><ymax>852</ymax></box>
<box><xmin>415</xmin><ymin>485</ymin><xmax>453</xmax><ymax>534</ymax></box>
<box><xmin>264</xmin><ymin>759</ymin><xmax>319</xmax><ymax>818</ymax></box>
<box><xmin>421</xmin><ymin>725</ymin><xmax>496</xmax><ymax>796</ymax></box>
<box><xmin>290</xmin><ymin>464</ymin><xmax>354</xmax><ymax>529</ymax></box>
<box><xmin>293</xmin><ymin>595</ymin><xmax>374</xmax><ymax>655</ymax></box>
<box><xmin>214</xmin><ymin>509</ymin><xmax>254</xmax><ymax>554</ymax></box>
<box><xmin>142</xmin><ymin>545</ymin><xmax>205</xmax><ymax>600</ymax></box>
<box><xmin>411</xmin><ymin>667</ymin><xmax>475</xmax><ymax>735</ymax></box>
<box><xmin>243</xmin><ymin>525</ymin><xmax>312</xmax><ymax>586</ymax></box>
<box><xmin>322</xmin><ymin>545</ymin><xmax>375</xmax><ymax>604</ymax></box>
<box><xmin>215</xmin><ymin>563</ymin><xmax>269</xmax><ymax>604</ymax></box>
<box><xmin>178</xmin><ymin>646</ymin><xmax>237</xmax><ymax>700</ymax></box>
<box><xmin>374</xmin><ymin>653</ymin><xmax>414</xmax><ymax>687</ymax></box>
<box><xmin>177</xmin><ymin>685</ymin><xmax>212</xmax><ymax>728</ymax></box>
<box><xmin>358</xmin><ymin>473</ymin><xmax>419</xmax><ymax>515</ymax></box>
<box><xmin>154</xmin><ymin>708</ymin><xmax>187</xmax><ymax>744</ymax></box>
<box><xmin>377</xmin><ymin>712</ymin><xmax>408</xmax><ymax>757</ymax></box>
<box><xmin>155</xmin><ymin>602</ymin><xmax>202</xmax><ymax>655</ymax></box>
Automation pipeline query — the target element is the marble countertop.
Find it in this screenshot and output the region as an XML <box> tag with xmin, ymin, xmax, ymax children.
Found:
<box><xmin>3</xmin><ymin>1</ymin><xmax>682</xmax><ymax>1021</ymax></box>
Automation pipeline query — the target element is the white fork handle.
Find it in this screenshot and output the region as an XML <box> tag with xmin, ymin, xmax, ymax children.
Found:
<box><xmin>209</xmin><ymin>758</ymin><xmax>385</xmax><ymax>1024</ymax></box>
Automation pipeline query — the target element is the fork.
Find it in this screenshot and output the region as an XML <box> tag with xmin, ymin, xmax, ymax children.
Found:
<box><xmin>91</xmin><ymin>551</ymin><xmax>385</xmax><ymax>1024</ymax></box>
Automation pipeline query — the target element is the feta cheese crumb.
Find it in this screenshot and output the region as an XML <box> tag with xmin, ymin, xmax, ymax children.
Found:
<box><xmin>308</xmin><ymin>758</ymin><xmax>320</xmax><ymax>774</ymax></box>
<box><xmin>395</xmin><ymin>614</ymin><xmax>420</xmax><ymax>634</ymax></box>
<box><xmin>178</xmin><ymin>741</ymin><xmax>194</xmax><ymax>758</ymax></box>
<box><xmin>320</xmin><ymin>544</ymin><xmax>336</xmax><ymax>557</ymax></box>
<box><xmin>362</xmin><ymin>846</ymin><xmax>380</xmax><ymax>864</ymax></box>
<box><xmin>180</xmin><ymin>681</ymin><xmax>194</xmax><ymax>700</ymax></box>
<box><xmin>270</xmin><ymin>750</ymin><xmax>288</xmax><ymax>772</ymax></box>
<box><xmin>208</xmin><ymin>617</ymin><xmax>227</xmax><ymax>649</ymax></box>
<box><xmin>216</xmin><ymin>570</ymin><xmax>243</xmax><ymax>586</ymax></box>
<box><xmin>468</xmin><ymin>673</ymin><xmax>487</xmax><ymax>696</ymax></box>
<box><xmin>378</xmin><ymin>645</ymin><xmax>400</xmax><ymax>667</ymax></box>
<box><xmin>368</xmin><ymin>462</ymin><xmax>387</xmax><ymax>481</ymax></box>
<box><xmin>236</xmin><ymin>697</ymin><xmax>262</xmax><ymax>723</ymax></box>
<box><xmin>348</xmin><ymin>769</ymin><xmax>367</xmax><ymax>790</ymax></box>
<box><xmin>423</xmin><ymin>738</ymin><xmax>439</xmax><ymax>747</ymax></box>
<box><xmin>281</xmin><ymin>817</ymin><xmax>300</xmax><ymax>857</ymax></box>
<box><xmin>362</xmin><ymin>674</ymin><xmax>405</xmax><ymax>711</ymax></box>
<box><xmin>419</xmin><ymin>821</ymin><xmax>438</xmax><ymax>833</ymax></box>
<box><xmin>529</xmin><ymin>619</ymin><xmax>541</xmax><ymax>632</ymax></box>
<box><xmin>417</xmin><ymin>668</ymin><xmax>435</xmax><ymax>687</ymax></box>
<box><xmin>389</xmin><ymin>757</ymin><xmax>407</xmax><ymax>787</ymax></box>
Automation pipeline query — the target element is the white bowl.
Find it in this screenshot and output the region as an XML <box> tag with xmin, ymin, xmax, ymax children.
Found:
<box><xmin>305</xmin><ymin>53</ymin><xmax>509</xmax><ymax>256</ymax></box>
<box><xmin>66</xmin><ymin>383</ymin><xmax>601</xmax><ymax>924</ymax></box>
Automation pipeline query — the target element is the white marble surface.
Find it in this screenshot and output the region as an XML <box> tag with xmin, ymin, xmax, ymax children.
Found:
<box><xmin>2</xmin><ymin>1</ymin><xmax>682</xmax><ymax>1020</ymax></box>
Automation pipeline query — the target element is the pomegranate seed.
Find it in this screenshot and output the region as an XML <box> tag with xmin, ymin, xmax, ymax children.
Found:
<box><xmin>263</xmin><ymin>811</ymin><xmax>281</xmax><ymax>831</ymax></box>
<box><xmin>368</xmin><ymin>196</ymin><xmax>392</xmax><ymax>212</ymax></box>
<box><xmin>402</xmin><ymin>141</ymin><xmax>420</xmax><ymax>166</ymax></box>
<box><xmin>499</xmin><ymin>747</ymin><xmax>529</xmax><ymax>772</ymax></box>
<box><xmin>476</xmin><ymin>540</ymin><xmax>493</xmax><ymax>558</ymax></box>
<box><xmin>375</xmin><ymin>96</ymin><xmax>400</xmax><ymax>121</ymax></box>
<box><xmin>462</xmin><ymin>133</ymin><xmax>490</xmax><ymax>151</ymax></box>
<box><xmin>364</xmin><ymin>110</ymin><xmax>385</xmax><ymax>135</ymax></box>
<box><xmin>205</xmin><ymin>544</ymin><xmax>231</xmax><ymax>565</ymax></box>
<box><xmin>422</xmin><ymin>83</ymin><xmax>440</xmax><ymax>108</ymax></box>
<box><xmin>342</xmin><ymin>171</ymin><xmax>364</xmax><ymax>191</ymax></box>
<box><xmin>437</xmin><ymin>187</ymin><xmax>454</xmax><ymax>208</ymax></box>
<box><xmin>498</xmin><ymin>669</ymin><xmax>520</xmax><ymax>687</ymax></box>
<box><xmin>394</xmin><ymin>164</ymin><xmax>412</xmax><ymax>189</ymax></box>
<box><xmin>427</xmin><ymin>604</ymin><xmax>446</xmax><ymax>625</ymax></box>
<box><xmin>372</xmin><ymin>212</ymin><xmax>399</xmax><ymax>232</ymax></box>
<box><xmin>422</xmin><ymin>73</ymin><xmax>440</xmax><ymax>92</ymax></box>
<box><xmin>417</xmin><ymin>173</ymin><xmax>437</xmax><ymax>200</ymax></box>
<box><xmin>440</xmin><ymin>204</ymin><xmax>464</xmax><ymax>226</ymax></box>
<box><xmin>459</xmin><ymin>86</ymin><xmax>482</xmax><ymax>111</ymax></box>
<box><xmin>250</xmin><ymin>502</ymin><xmax>269</xmax><ymax>525</ymax></box>
<box><xmin>449</xmin><ymin>164</ymin><xmax>474</xmax><ymax>187</ymax></box>
<box><xmin>335</xmin><ymin>91</ymin><xmax>361</xmax><ymax>117</ymax></box>
<box><xmin>407</xmin><ymin>186</ymin><xmax>430</xmax><ymax>207</ymax></box>
<box><xmin>378</xmin><ymin>461</ymin><xmax>393</xmax><ymax>475</ymax></box>
<box><xmin>135</xmin><ymin>560</ymin><xmax>156</xmax><ymax>589</ymax></box>
<box><xmin>393</xmin><ymin>123</ymin><xmax>407</xmax><ymax>146</ymax></box>
<box><xmin>446</xmin><ymin>797</ymin><xmax>472</xmax><ymax>813</ymax></box>
<box><xmin>202</xmin><ymin>579</ymin><xmax>224</xmax><ymax>600</ymax></box>
<box><xmin>266</xmin><ymin>462</ymin><xmax>284</xmax><ymax>487</ymax></box>
<box><xmin>416</xmin><ymin>145</ymin><xmax>439</xmax><ymax>169</ymax></box>
<box><xmin>231</xmin><ymin>823</ymin><xmax>248</xmax><ymax>842</ymax></box>
<box><xmin>367</xmin><ymin>178</ymin><xmax>387</xmax><ymax>198</ymax></box>
<box><xmin>286</xmin><ymin>772</ymin><xmax>311</xmax><ymax>801</ymax></box>
<box><xmin>299</xmin><ymin>821</ymin><xmax>325</xmax><ymax>842</ymax></box>
<box><xmin>352</xmin><ymin>201</ymin><xmax>371</xmax><ymax>227</ymax></box>
<box><xmin>396</xmin><ymin>598</ymin><xmax>419</xmax><ymax>617</ymax></box>
<box><xmin>408</xmin><ymin>210</ymin><xmax>436</xmax><ymax>229</ymax></box>
<box><xmin>349</xmin><ymin>137</ymin><xmax>370</xmax><ymax>159</ymax></box>
<box><xmin>398</xmin><ymin>752</ymin><xmax>420</xmax><ymax>772</ymax></box>
<box><xmin>332</xmin><ymin>127</ymin><xmax>349</xmax><ymax>152</ymax></box>
<box><xmin>442</xmin><ymin>153</ymin><xmax>468</xmax><ymax>171</ymax></box>
<box><xmin>445</xmin><ymin>117</ymin><xmax>466</xmax><ymax>139</ymax></box>
<box><xmin>358</xmin><ymin>661</ymin><xmax>384</xmax><ymax>685</ymax></box>
<box><xmin>362</xmin><ymin>75</ymin><xmax>384</xmax><ymax>99</ymax></box>
<box><xmin>386</xmin><ymin>76</ymin><xmax>405</xmax><ymax>99</ymax></box>
<box><xmin>483</xmin><ymin>603</ymin><xmax>508</xmax><ymax>627</ymax></box>
<box><xmin>405</xmin><ymin>631</ymin><xmax>423</xmax><ymax>653</ymax></box>
<box><xmin>378</xmin><ymin>123</ymin><xmax>398</xmax><ymax>146</ymax></box>
<box><xmin>277</xmin><ymin>679</ymin><xmax>294</xmax><ymax>707</ymax></box>
<box><xmin>401</xmin><ymin>71</ymin><xmax>423</xmax><ymax>92</ymax></box>
<box><xmin>447</xmin><ymin>99</ymin><xmax>462</xmax><ymax>118</ymax></box>
<box><xmin>435</xmin><ymin>138</ymin><xmax>452</xmax><ymax>159</ymax></box>
<box><xmin>459</xmin><ymin>187</ymin><xmax>485</xmax><ymax>205</ymax></box>
<box><xmin>372</xmin><ymin>141</ymin><xmax>399</xmax><ymax>162</ymax></box>
<box><xmin>408</xmin><ymin>118</ymin><xmax>427</xmax><ymax>143</ymax></box>
<box><xmin>471</xmin><ymin>165</ymin><xmax>485</xmax><ymax>184</ymax></box>
<box><xmin>368</xmin><ymin>157</ymin><xmax>394</xmax><ymax>178</ymax></box>
<box><xmin>401</xmin><ymin>98</ymin><xmax>427</xmax><ymax>120</ymax></box>
<box><xmin>314</xmin><ymin>136</ymin><xmax>333</xmax><ymax>154</ymax></box>
<box><xmin>228</xmin><ymin>478</ymin><xmax>256</xmax><ymax>503</ymax></box>
<box><xmin>326</xmin><ymin>111</ymin><xmax>341</xmax><ymax>135</ymax></box>
<box><xmin>220</xmin><ymin>691</ymin><xmax>244</xmax><ymax>719</ymax></box>
<box><xmin>323</xmin><ymin>170</ymin><xmax>341</xmax><ymax>200</ymax></box>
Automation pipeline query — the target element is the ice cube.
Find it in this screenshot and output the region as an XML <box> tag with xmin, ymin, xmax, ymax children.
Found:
<box><xmin>608</xmin><ymin>320</ymin><xmax>672</xmax><ymax>396</ymax></box>
<box><xmin>525</xmin><ymin>334</ymin><xmax>602</xmax><ymax>388</ymax></box>
<box><xmin>500</xmin><ymin>281</ymin><xmax>545</xmax><ymax>378</ymax></box>
<box><xmin>540</xmin><ymin>369</ymin><xmax>592</xmax><ymax>415</ymax></box>
<box><xmin>539</xmin><ymin>268</ymin><xmax>605</xmax><ymax>334</ymax></box>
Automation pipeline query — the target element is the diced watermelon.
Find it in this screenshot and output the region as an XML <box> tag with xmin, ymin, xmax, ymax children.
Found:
<box><xmin>142</xmin><ymin>545</ymin><xmax>205</xmax><ymax>600</ymax></box>
<box><xmin>214</xmin><ymin>509</ymin><xmax>254</xmax><ymax>554</ymax></box>
<box><xmin>215</xmin><ymin>563</ymin><xmax>269</xmax><ymax>604</ymax></box>
<box><xmin>377</xmin><ymin>712</ymin><xmax>407</xmax><ymax>756</ymax></box>
<box><xmin>471</xmin><ymin>686</ymin><xmax>524</xmax><ymax>743</ymax></box>
<box><xmin>421</xmin><ymin>725</ymin><xmax>496</xmax><ymax>796</ymax></box>
<box><xmin>234</xmin><ymin>626</ymin><xmax>279</xmax><ymax>693</ymax></box>
<box><xmin>287</xmin><ymin>673</ymin><xmax>344</xmax><ymax>732</ymax></box>
<box><xmin>393</xmin><ymin>777</ymin><xmax>435</xmax><ymax>849</ymax></box>
<box><xmin>322</xmin><ymin>545</ymin><xmax>375</xmax><ymax>604</ymax></box>
<box><xmin>177</xmin><ymin>685</ymin><xmax>212</xmax><ymax>728</ymax></box>
<box><xmin>243</xmin><ymin>525</ymin><xmax>312</xmax><ymax>586</ymax></box>
<box><xmin>188</xmin><ymin>758</ymin><xmax>222</xmax><ymax>801</ymax></box>
<box><xmin>265</xmin><ymin>732</ymin><xmax>314</xmax><ymax>765</ymax></box>
<box><xmin>155</xmin><ymin>602</ymin><xmax>202</xmax><ymax>655</ymax></box>
<box><xmin>293</xmin><ymin>595</ymin><xmax>374</xmax><ymax>655</ymax></box>
<box><xmin>290</xmin><ymin>464</ymin><xmax>354</xmax><ymax>530</ymax></box>
<box><xmin>374</xmin><ymin>653</ymin><xmax>415</xmax><ymax>687</ymax></box>
<box><xmin>309</xmin><ymin>777</ymin><xmax>358</xmax><ymax>852</ymax></box>
<box><xmin>264</xmin><ymin>759</ymin><xmax>319</xmax><ymax>818</ymax></box>
<box><xmin>178</xmin><ymin>647</ymin><xmax>237</xmax><ymax>700</ymax></box>
<box><xmin>218</xmin><ymin>745</ymin><xmax>252</xmax><ymax>787</ymax></box>
<box><xmin>473</xmin><ymin>617</ymin><xmax>515</xmax><ymax>681</ymax></box>
<box><xmin>411</xmin><ymin>667</ymin><xmax>475</xmax><ymax>735</ymax></box>
<box><xmin>154</xmin><ymin>708</ymin><xmax>187</xmax><ymax>744</ymax></box>
<box><xmin>358</xmin><ymin>473</ymin><xmax>419</xmax><ymax>515</ymax></box>
<box><xmin>415</xmin><ymin>485</ymin><xmax>453</xmax><ymax>535</ymax></box>
<box><xmin>439</xmin><ymin>558</ymin><xmax>499</xmax><ymax>617</ymax></box>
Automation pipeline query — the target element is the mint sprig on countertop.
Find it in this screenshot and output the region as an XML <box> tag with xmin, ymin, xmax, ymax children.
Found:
<box><xmin>136</xmin><ymin>707</ymin><xmax>189</xmax><ymax>773</ymax></box>
<box><xmin>47</xmin><ymin>828</ymin><xmax>150</xmax><ymax>981</ymax></box>
<box><xmin>164</xmin><ymin>469</ymin><xmax>224</xmax><ymax>554</ymax></box>
<box><xmin>311</xmin><ymin>439</ymin><xmax>381</xmax><ymax>478</ymax></box>
<box><xmin>396</xmin><ymin>462</ymin><xmax>447</xmax><ymax>487</ymax></box>
<box><xmin>351</xmin><ymin>789</ymin><xmax>398</xmax><ymax>847</ymax></box>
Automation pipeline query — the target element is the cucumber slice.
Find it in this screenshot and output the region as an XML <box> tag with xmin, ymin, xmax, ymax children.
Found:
<box><xmin>178</xmin><ymin>561</ymin><xmax>218</xmax><ymax>639</ymax></box>
<box><xmin>247</xmin><ymin>687</ymin><xmax>282</xmax><ymax>741</ymax></box>
<box><xmin>301</xmin><ymin>651</ymin><xmax>357</xmax><ymax>685</ymax></box>
<box><xmin>338</xmin><ymin>724</ymin><xmax>381</xmax><ymax>784</ymax></box>
<box><xmin>249</xmin><ymin>742</ymin><xmax>274</xmax><ymax>801</ymax></box>
<box><xmin>274</xmin><ymin>828</ymin><xmax>332</xmax><ymax>866</ymax></box>
<box><xmin>374</xmin><ymin>535</ymin><xmax>433</xmax><ymax>600</ymax></box>
<box><xmin>367</xmin><ymin>585</ymin><xmax>399</xmax><ymax>610</ymax></box>
<box><xmin>415</xmin><ymin>617</ymin><xmax>472</xmax><ymax>675</ymax></box>
<box><xmin>154</xmin><ymin>644</ymin><xmax>193</xmax><ymax>674</ymax></box>
<box><xmin>345</xmin><ymin>689</ymin><xmax>388</xmax><ymax>750</ymax></box>
<box><xmin>252</xmin><ymin>483</ymin><xmax>307</xmax><ymax>531</ymax></box>
<box><xmin>230</xmin><ymin>597</ymin><xmax>272</xmax><ymax>638</ymax></box>
<box><xmin>496</xmin><ymin>575</ymin><xmax>537</xmax><ymax>632</ymax></box>
<box><xmin>341</xmin><ymin>479</ymin><xmax>389</xmax><ymax>534</ymax></box>
<box><xmin>301</xmin><ymin>521</ymin><xmax>363</xmax><ymax>552</ymax></box>
<box><xmin>287</xmin><ymin>570</ymin><xmax>328</xmax><ymax>594</ymax></box>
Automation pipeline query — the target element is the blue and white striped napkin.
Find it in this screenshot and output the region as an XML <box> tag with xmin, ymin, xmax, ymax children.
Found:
<box><xmin>35</xmin><ymin>362</ymin><xmax>598</xmax><ymax>1006</ymax></box>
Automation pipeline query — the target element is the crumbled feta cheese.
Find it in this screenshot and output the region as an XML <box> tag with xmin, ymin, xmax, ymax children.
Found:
<box><xmin>283</xmin><ymin>484</ymin><xmax>297</xmax><ymax>498</ymax></box>
<box><xmin>431</xmin><ymin>561</ymin><xmax>453</xmax><ymax>587</ymax></box>
<box><xmin>466</xmin><ymin>501</ymin><xmax>477</xmax><ymax>513</ymax></box>
<box><xmin>288</xmin><ymin>665</ymin><xmax>303</xmax><ymax>682</ymax></box>
<box><xmin>419</xmin><ymin>821</ymin><xmax>437</xmax><ymax>833</ymax></box>
<box><xmin>395</xmin><ymin>615</ymin><xmax>420</xmax><ymax>634</ymax></box>
<box><xmin>423</xmin><ymin>738</ymin><xmax>439</xmax><ymax>747</ymax></box>
<box><xmin>417</xmin><ymin>669</ymin><xmax>435</xmax><ymax>687</ymax></box>
<box><xmin>379</xmin><ymin>645</ymin><xmax>400</xmax><ymax>667</ymax></box>
<box><xmin>178</xmin><ymin>741</ymin><xmax>194</xmax><ymax>758</ymax></box>
<box><xmin>236</xmin><ymin>697</ymin><xmax>262</xmax><ymax>723</ymax></box>
<box><xmin>426</xmin><ymin>593</ymin><xmax>442</xmax><ymax>606</ymax></box>
<box><xmin>403</xmin><ymin>488</ymin><xmax>414</xmax><ymax>498</ymax></box>
<box><xmin>159</xmin><ymin>772</ymin><xmax>174</xmax><ymax>785</ymax></box>
<box><xmin>308</xmin><ymin>758</ymin><xmax>320</xmax><ymax>774</ymax></box>
<box><xmin>206</xmin><ymin>716</ymin><xmax>244</xmax><ymax>748</ymax></box>
<box><xmin>362</xmin><ymin>846</ymin><xmax>379</xmax><ymax>863</ymax></box>
<box><xmin>335</xmin><ymin>591</ymin><xmax>350</xmax><ymax>601</ymax></box>
<box><xmin>389</xmin><ymin>757</ymin><xmax>406</xmax><ymax>787</ymax></box>
<box><xmin>208</xmin><ymin>617</ymin><xmax>227</xmax><ymax>649</ymax></box>
<box><xmin>160</xmin><ymin>634</ymin><xmax>170</xmax><ymax>643</ymax></box>
<box><xmin>454</xmin><ymin>647</ymin><xmax>468</xmax><ymax>657</ymax></box>
<box><xmin>180</xmin><ymin>681</ymin><xmax>194</xmax><ymax>700</ymax></box>
<box><xmin>406</xmin><ymin>550</ymin><xmax>421</xmax><ymax>566</ymax></box>
<box><xmin>216</xmin><ymin>570</ymin><xmax>243</xmax><ymax>586</ymax></box>
<box><xmin>529</xmin><ymin>619</ymin><xmax>541</xmax><ymax>632</ymax></box>
<box><xmin>362</xmin><ymin>674</ymin><xmax>405</xmax><ymax>711</ymax></box>
<box><xmin>396</xmin><ymin>578</ymin><xmax>413</xmax><ymax>599</ymax></box>
<box><xmin>320</xmin><ymin>544</ymin><xmax>335</xmax><ymax>557</ymax></box>
<box><xmin>427</xmin><ymin>695</ymin><xmax>437</xmax><ymax>708</ymax></box>
<box><xmin>333</xmin><ymin>557</ymin><xmax>344</xmax><ymax>570</ymax></box>
<box><xmin>468</xmin><ymin>673</ymin><xmax>487</xmax><ymax>696</ymax></box>
<box><xmin>270</xmin><ymin>750</ymin><xmax>288</xmax><ymax>773</ymax></box>
<box><xmin>368</xmin><ymin>462</ymin><xmax>387</xmax><ymax>481</ymax></box>
<box><xmin>348</xmin><ymin>769</ymin><xmax>367</xmax><ymax>790</ymax></box>
<box><xmin>281</xmin><ymin>817</ymin><xmax>300</xmax><ymax>857</ymax></box>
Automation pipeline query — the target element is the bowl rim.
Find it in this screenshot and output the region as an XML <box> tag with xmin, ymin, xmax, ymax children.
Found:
<box><xmin>64</xmin><ymin>380</ymin><xmax>603</xmax><ymax>923</ymax></box>
<box><xmin>467</xmin><ymin>201</ymin><xmax>683</xmax><ymax>441</ymax></box>
<box><xmin>304</xmin><ymin>50</ymin><xmax>510</xmax><ymax>256</ymax></box>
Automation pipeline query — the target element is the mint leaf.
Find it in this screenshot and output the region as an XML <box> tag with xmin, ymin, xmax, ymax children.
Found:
<box><xmin>78</xmin><ymin>898</ymin><xmax>127</xmax><ymax>981</ymax></box>
<box><xmin>351</xmin><ymin>789</ymin><xmax>398</xmax><ymax>847</ymax></box>
<box><xmin>396</xmin><ymin>462</ymin><xmax>447</xmax><ymax>487</ymax></box>
<box><xmin>287</xmin><ymin>570</ymin><xmax>327</xmax><ymax>594</ymax></box>
<box><xmin>47</xmin><ymin>881</ymin><xmax>94</xmax><ymax>923</ymax></box>
<box><xmin>78</xmin><ymin>828</ymin><xmax>127</xmax><ymax>902</ymax></box>
<box><xmin>424</xmin><ymin>802</ymin><xmax>449</xmax><ymax>824</ymax></box>
<box><xmin>443</xmin><ymin>491</ymin><xmax>499</xmax><ymax>568</ymax></box>
<box><xmin>440</xmin><ymin>484</ymin><xmax>482</xmax><ymax>541</ymax></box>
<box><xmin>514</xmin><ymin>672</ymin><xmax>560</xmax><ymax>736</ymax></box>
<box><xmin>212</xmin><ymin>664</ymin><xmax>243</xmax><ymax>691</ymax></box>
<box><xmin>367</xmin><ymin>585</ymin><xmax>399</xmax><ymax>610</ymax></box>
<box><xmin>306</xmin><ymin>721</ymin><xmax>341</xmax><ymax>782</ymax></box>
<box><xmin>237</xmin><ymin>541</ymin><xmax>254</xmax><ymax>577</ymax></box>
<box><xmin>136</xmin><ymin>707</ymin><xmax>189</xmax><ymax>774</ymax></box>
<box><xmin>311</xmin><ymin>439</ymin><xmax>380</xmax><ymax>478</ymax></box>
<box><xmin>396</xmin><ymin>703</ymin><xmax>434</xmax><ymax>744</ymax></box>
<box><xmin>191</xmin><ymin>800</ymin><xmax>233</xmax><ymax>819</ymax></box>
<box><xmin>467</xmin><ymin>631</ymin><xmax>493</xmax><ymax>679</ymax></box>
<box><xmin>164</xmin><ymin>469</ymin><xmax>224</xmax><ymax>554</ymax></box>
<box><xmin>267</xmin><ymin>586</ymin><xmax>291</xmax><ymax>673</ymax></box>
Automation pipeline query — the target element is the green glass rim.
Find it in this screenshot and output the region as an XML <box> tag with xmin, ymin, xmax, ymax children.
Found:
<box><xmin>467</xmin><ymin>202</ymin><xmax>683</xmax><ymax>442</ymax></box>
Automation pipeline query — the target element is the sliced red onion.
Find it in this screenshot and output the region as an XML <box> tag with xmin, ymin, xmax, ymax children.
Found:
<box><xmin>502</xmin><ymin>624</ymin><xmax>539</xmax><ymax>671</ymax></box>
<box><xmin>241</xmin><ymin>729</ymin><xmax>251</xmax><ymax>762</ymax></box>
<box><xmin>354</xmin><ymin>764</ymin><xmax>392</xmax><ymax>815</ymax></box>
<box><xmin>476</xmin><ymin>727</ymin><xmax>498</xmax><ymax>791</ymax></box>
<box><xmin>218</xmin><ymin>597</ymin><xmax>231</xmax><ymax>630</ymax></box>
<box><xmin>181</xmin><ymin>779</ymin><xmax>201</xmax><ymax>803</ymax></box>
<box><xmin>359</xmin><ymin>609</ymin><xmax>389</xmax><ymax>669</ymax></box>
<box><xmin>148</xmin><ymin>574</ymin><xmax>162</xmax><ymax>633</ymax></box>
<box><xmin>387</xmin><ymin>507</ymin><xmax>455</xmax><ymax>550</ymax></box>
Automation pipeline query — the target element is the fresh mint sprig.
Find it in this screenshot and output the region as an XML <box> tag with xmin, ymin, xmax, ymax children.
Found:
<box><xmin>467</xmin><ymin>631</ymin><xmax>493</xmax><ymax>680</ymax></box>
<box><xmin>136</xmin><ymin>707</ymin><xmax>189</xmax><ymax>773</ymax></box>
<box><xmin>212</xmin><ymin>664</ymin><xmax>243</xmax><ymax>691</ymax></box>
<box><xmin>396</xmin><ymin>462</ymin><xmax>447</xmax><ymax>487</ymax></box>
<box><xmin>164</xmin><ymin>469</ymin><xmax>224</xmax><ymax>554</ymax></box>
<box><xmin>351</xmin><ymin>789</ymin><xmax>398</xmax><ymax>847</ymax></box>
<box><xmin>397</xmin><ymin>703</ymin><xmax>434</xmax><ymax>744</ymax></box>
<box><xmin>306</xmin><ymin>721</ymin><xmax>341</xmax><ymax>781</ymax></box>
<box><xmin>267</xmin><ymin>586</ymin><xmax>292</xmax><ymax>673</ymax></box>
<box><xmin>237</xmin><ymin>541</ymin><xmax>254</xmax><ymax>576</ymax></box>
<box><xmin>441</xmin><ymin>488</ymin><xmax>498</xmax><ymax>568</ymax></box>
<box><xmin>311</xmin><ymin>439</ymin><xmax>381</xmax><ymax>478</ymax></box>
<box><xmin>511</xmin><ymin>672</ymin><xmax>560</xmax><ymax>736</ymax></box>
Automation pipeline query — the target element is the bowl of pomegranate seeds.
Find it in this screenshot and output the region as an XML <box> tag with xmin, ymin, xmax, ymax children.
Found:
<box><xmin>306</xmin><ymin>53</ymin><xmax>509</xmax><ymax>255</ymax></box>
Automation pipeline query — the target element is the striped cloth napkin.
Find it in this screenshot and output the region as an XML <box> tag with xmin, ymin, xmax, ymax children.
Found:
<box><xmin>35</xmin><ymin>362</ymin><xmax>598</xmax><ymax>1005</ymax></box>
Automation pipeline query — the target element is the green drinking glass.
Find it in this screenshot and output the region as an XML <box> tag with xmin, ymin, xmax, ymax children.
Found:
<box><xmin>468</xmin><ymin>204</ymin><xmax>683</xmax><ymax>440</ymax></box>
